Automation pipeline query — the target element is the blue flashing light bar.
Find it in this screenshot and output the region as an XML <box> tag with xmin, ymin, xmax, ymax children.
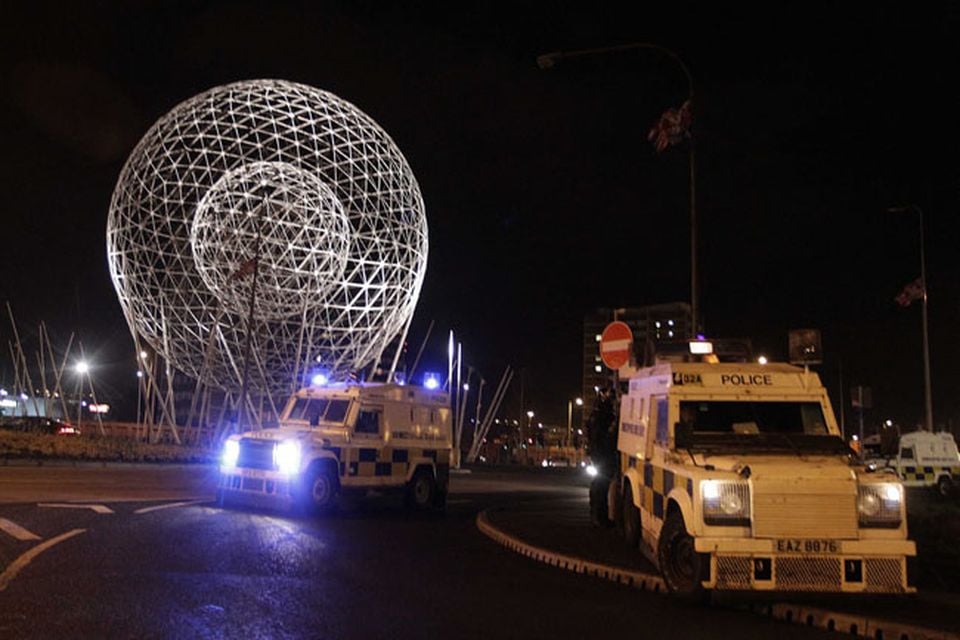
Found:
<box><xmin>423</xmin><ymin>372</ymin><xmax>440</xmax><ymax>390</ymax></box>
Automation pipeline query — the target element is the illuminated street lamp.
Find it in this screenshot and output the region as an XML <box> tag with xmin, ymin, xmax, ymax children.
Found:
<box><xmin>567</xmin><ymin>397</ymin><xmax>584</xmax><ymax>447</ymax></box>
<box><xmin>136</xmin><ymin>370</ymin><xmax>144</xmax><ymax>428</ymax></box>
<box><xmin>757</xmin><ymin>355</ymin><xmax>768</xmax><ymax>365</ymax></box>
<box><xmin>75</xmin><ymin>361</ymin><xmax>89</xmax><ymax>431</ymax></box>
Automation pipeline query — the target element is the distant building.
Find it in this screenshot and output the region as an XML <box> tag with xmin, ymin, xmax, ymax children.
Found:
<box><xmin>582</xmin><ymin>303</ymin><xmax>752</xmax><ymax>416</ymax></box>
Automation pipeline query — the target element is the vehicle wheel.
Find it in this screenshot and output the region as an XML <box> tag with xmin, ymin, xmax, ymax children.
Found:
<box><xmin>937</xmin><ymin>475</ymin><xmax>954</xmax><ymax>499</ymax></box>
<box><xmin>622</xmin><ymin>483</ymin><xmax>641</xmax><ymax>548</ymax></box>
<box><xmin>406</xmin><ymin>469</ymin><xmax>436</xmax><ymax>511</ymax></box>
<box><xmin>658</xmin><ymin>510</ymin><xmax>706</xmax><ymax>599</ymax></box>
<box><xmin>302</xmin><ymin>465</ymin><xmax>338</xmax><ymax>514</ymax></box>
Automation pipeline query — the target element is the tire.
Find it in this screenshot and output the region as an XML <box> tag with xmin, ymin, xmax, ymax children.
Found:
<box><xmin>406</xmin><ymin>469</ymin><xmax>436</xmax><ymax>511</ymax></box>
<box><xmin>937</xmin><ymin>475</ymin><xmax>954</xmax><ymax>499</ymax></box>
<box><xmin>622</xmin><ymin>483</ymin><xmax>641</xmax><ymax>548</ymax></box>
<box><xmin>301</xmin><ymin>465</ymin><xmax>338</xmax><ymax>515</ymax></box>
<box><xmin>658</xmin><ymin>510</ymin><xmax>706</xmax><ymax>599</ymax></box>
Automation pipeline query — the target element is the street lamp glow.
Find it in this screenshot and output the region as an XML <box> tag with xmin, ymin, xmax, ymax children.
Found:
<box><xmin>757</xmin><ymin>355</ymin><xmax>768</xmax><ymax>365</ymax></box>
<box><xmin>75</xmin><ymin>361</ymin><xmax>90</xmax><ymax>375</ymax></box>
<box><xmin>575</xmin><ymin>397</ymin><xmax>583</xmax><ymax>406</ymax></box>
<box><xmin>462</xmin><ymin>383</ymin><xmax>470</xmax><ymax>391</ymax></box>
<box><xmin>885</xmin><ymin>419</ymin><xmax>894</xmax><ymax>427</ymax></box>
<box><xmin>139</xmin><ymin>350</ymin><xmax>148</xmax><ymax>360</ymax></box>
<box><xmin>136</xmin><ymin>370</ymin><xmax>144</xmax><ymax>378</ymax></box>
<box><xmin>526</xmin><ymin>410</ymin><xmax>534</xmax><ymax>419</ymax></box>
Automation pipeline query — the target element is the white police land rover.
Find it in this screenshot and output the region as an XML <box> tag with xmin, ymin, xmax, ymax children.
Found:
<box><xmin>219</xmin><ymin>381</ymin><xmax>452</xmax><ymax>513</ymax></box>
<box><xmin>613</xmin><ymin>360</ymin><xmax>916</xmax><ymax>596</ymax></box>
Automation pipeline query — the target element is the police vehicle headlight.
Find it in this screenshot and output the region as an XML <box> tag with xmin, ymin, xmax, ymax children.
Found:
<box><xmin>274</xmin><ymin>440</ymin><xmax>302</xmax><ymax>475</ymax></box>
<box><xmin>701</xmin><ymin>480</ymin><xmax>750</xmax><ymax>526</ymax></box>
<box><xmin>222</xmin><ymin>440</ymin><xmax>240</xmax><ymax>469</ymax></box>
<box><xmin>585</xmin><ymin>464</ymin><xmax>598</xmax><ymax>477</ymax></box>
<box><xmin>858</xmin><ymin>483</ymin><xmax>901</xmax><ymax>527</ymax></box>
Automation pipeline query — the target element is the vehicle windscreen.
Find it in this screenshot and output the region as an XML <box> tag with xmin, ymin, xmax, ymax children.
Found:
<box><xmin>287</xmin><ymin>398</ymin><xmax>350</xmax><ymax>425</ymax></box>
<box><xmin>679</xmin><ymin>400</ymin><xmax>848</xmax><ymax>453</ymax></box>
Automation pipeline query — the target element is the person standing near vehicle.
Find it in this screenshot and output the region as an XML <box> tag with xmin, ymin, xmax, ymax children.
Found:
<box><xmin>586</xmin><ymin>386</ymin><xmax>618</xmax><ymax>526</ymax></box>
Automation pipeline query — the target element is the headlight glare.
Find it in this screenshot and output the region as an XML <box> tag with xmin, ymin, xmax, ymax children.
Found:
<box><xmin>701</xmin><ymin>480</ymin><xmax>750</xmax><ymax>526</ymax></box>
<box><xmin>274</xmin><ymin>440</ymin><xmax>302</xmax><ymax>475</ymax></box>
<box><xmin>222</xmin><ymin>440</ymin><xmax>240</xmax><ymax>468</ymax></box>
<box><xmin>720</xmin><ymin>491</ymin><xmax>743</xmax><ymax>515</ymax></box>
<box><xmin>858</xmin><ymin>483</ymin><xmax>901</xmax><ymax>528</ymax></box>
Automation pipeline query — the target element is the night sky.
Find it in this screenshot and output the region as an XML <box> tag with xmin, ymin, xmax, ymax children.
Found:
<box><xmin>1</xmin><ymin>2</ymin><xmax>957</xmax><ymax>430</ymax></box>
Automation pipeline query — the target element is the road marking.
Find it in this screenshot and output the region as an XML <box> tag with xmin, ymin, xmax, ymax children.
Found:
<box><xmin>0</xmin><ymin>518</ymin><xmax>42</xmax><ymax>541</ymax></box>
<box><xmin>37</xmin><ymin>503</ymin><xmax>114</xmax><ymax>514</ymax></box>
<box><xmin>0</xmin><ymin>528</ymin><xmax>86</xmax><ymax>592</ymax></box>
<box><xmin>133</xmin><ymin>499</ymin><xmax>206</xmax><ymax>514</ymax></box>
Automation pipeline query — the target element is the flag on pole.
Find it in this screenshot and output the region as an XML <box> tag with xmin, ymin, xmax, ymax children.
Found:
<box><xmin>894</xmin><ymin>277</ymin><xmax>924</xmax><ymax>307</ymax></box>
<box><xmin>648</xmin><ymin>99</ymin><xmax>692</xmax><ymax>152</ymax></box>
<box><xmin>228</xmin><ymin>258</ymin><xmax>257</xmax><ymax>281</ymax></box>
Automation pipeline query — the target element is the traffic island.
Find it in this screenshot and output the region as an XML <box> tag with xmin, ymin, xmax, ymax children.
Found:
<box><xmin>477</xmin><ymin>499</ymin><xmax>960</xmax><ymax>640</ymax></box>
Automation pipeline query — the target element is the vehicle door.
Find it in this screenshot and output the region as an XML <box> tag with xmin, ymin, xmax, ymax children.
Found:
<box><xmin>898</xmin><ymin>444</ymin><xmax>918</xmax><ymax>484</ymax></box>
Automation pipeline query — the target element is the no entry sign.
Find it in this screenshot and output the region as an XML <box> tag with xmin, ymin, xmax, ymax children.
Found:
<box><xmin>600</xmin><ymin>321</ymin><xmax>633</xmax><ymax>370</ymax></box>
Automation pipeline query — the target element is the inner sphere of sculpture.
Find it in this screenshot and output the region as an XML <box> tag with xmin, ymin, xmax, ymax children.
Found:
<box><xmin>106</xmin><ymin>79</ymin><xmax>428</xmax><ymax>394</ymax></box>
<box><xmin>191</xmin><ymin>161</ymin><xmax>351</xmax><ymax>321</ymax></box>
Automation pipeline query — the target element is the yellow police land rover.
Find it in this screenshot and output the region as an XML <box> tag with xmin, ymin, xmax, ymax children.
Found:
<box><xmin>614</xmin><ymin>360</ymin><xmax>915</xmax><ymax>596</ymax></box>
<box><xmin>219</xmin><ymin>380</ymin><xmax>452</xmax><ymax>513</ymax></box>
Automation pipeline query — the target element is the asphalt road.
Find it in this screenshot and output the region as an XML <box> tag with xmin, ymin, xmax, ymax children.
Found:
<box><xmin>0</xmin><ymin>465</ymin><xmax>848</xmax><ymax>639</ymax></box>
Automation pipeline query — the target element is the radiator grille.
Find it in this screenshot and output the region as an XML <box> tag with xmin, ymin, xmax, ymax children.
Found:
<box><xmin>752</xmin><ymin>493</ymin><xmax>857</xmax><ymax>539</ymax></box>
<box><xmin>865</xmin><ymin>558</ymin><xmax>903</xmax><ymax>592</ymax></box>
<box><xmin>775</xmin><ymin>556</ymin><xmax>841</xmax><ymax>591</ymax></box>
<box><xmin>238</xmin><ymin>439</ymin><xmax>276</xmax><ymax>470</ymax></box>
<box><xmin>716</xmin><ymin>557</ymin><xmax>752</xmax><ymax>589</ymax></box>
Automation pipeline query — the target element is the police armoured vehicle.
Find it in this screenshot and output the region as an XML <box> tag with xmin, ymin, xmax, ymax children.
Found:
<box><xmin>219</xmin><ymin>380</ymin><xmax>452</xmax><ymax>513</ymax></box>
<box><xmin>866</xmin><ymin>431</ymin><xmax>960</xmax><ymax>498</ymax></box>
<box><xmin>613</xmin><ymin>359</ymin><xmax>915</xmax><ymax>596</ymax></box>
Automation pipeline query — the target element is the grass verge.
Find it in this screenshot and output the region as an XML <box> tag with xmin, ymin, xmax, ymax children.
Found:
<box><xmin>0</xmin><ymin>431</ymin><xmax>216</xmax><ymax>464</ymax></box>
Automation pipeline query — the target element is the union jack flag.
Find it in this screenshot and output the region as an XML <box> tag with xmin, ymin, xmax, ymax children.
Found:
<box><xmin>648</xmin><ymin>99</ymin><xmax>692</xmax><ymax>152</ymax></box>
<box><xmin>895</xmin><ymin>277</ymin><xmax>925</xmax><ymax>307</ymax></box>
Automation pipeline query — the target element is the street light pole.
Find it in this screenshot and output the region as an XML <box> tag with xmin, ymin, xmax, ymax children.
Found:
<box><xmin>566</xmin><ymin>397</ymin><xmax>583</xmax><ymax>447</ymax></box>
<box><xmin>890</xmin><ymin>205</ymin><xmax>933</xmax><ymax>432</ymax></box>
<box><xmin>537</xmin><ymin>43</ymin><xmax>698</xmax><ymax>334</ymax></box>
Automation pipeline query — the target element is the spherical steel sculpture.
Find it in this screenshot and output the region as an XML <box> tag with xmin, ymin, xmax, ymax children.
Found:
<box><xmin>107</xmin><ymin>80</ymin><xmax>427</xmax><ymax>395</ymax></box>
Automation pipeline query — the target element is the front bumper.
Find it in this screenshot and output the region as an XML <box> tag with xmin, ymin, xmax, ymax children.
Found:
<box><xmin>219</xmin><ymin>467</ymin><xmax>295</xmax><ymax>507</ymax></box>
<box><xmin>696</xmin><ymin>537</ymin><xmax>916</xmax><ymax>593</ymax></box>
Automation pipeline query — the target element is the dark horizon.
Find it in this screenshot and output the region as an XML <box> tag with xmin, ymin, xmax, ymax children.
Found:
<box><xmin>1</xmin><ymin>2</ymin><xmax>957</xmax><ymax>430</ymax></box>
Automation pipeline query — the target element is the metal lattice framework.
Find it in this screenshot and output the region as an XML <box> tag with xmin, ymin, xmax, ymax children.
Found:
<box><xmin>107</xmin><ymin>79</ymin><xmax>427</xmax><ymax>396</ymax></box>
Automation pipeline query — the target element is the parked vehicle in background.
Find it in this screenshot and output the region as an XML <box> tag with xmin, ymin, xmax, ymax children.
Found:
<box><xmin>0</xmin><ymin>416</ymin><xmax>80</xmax><ymax>436</ymax></box>
<box><xmin>865</xmin><ymin>431</ymin><xmax>960</xmax><ymax>498</ymax></box>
